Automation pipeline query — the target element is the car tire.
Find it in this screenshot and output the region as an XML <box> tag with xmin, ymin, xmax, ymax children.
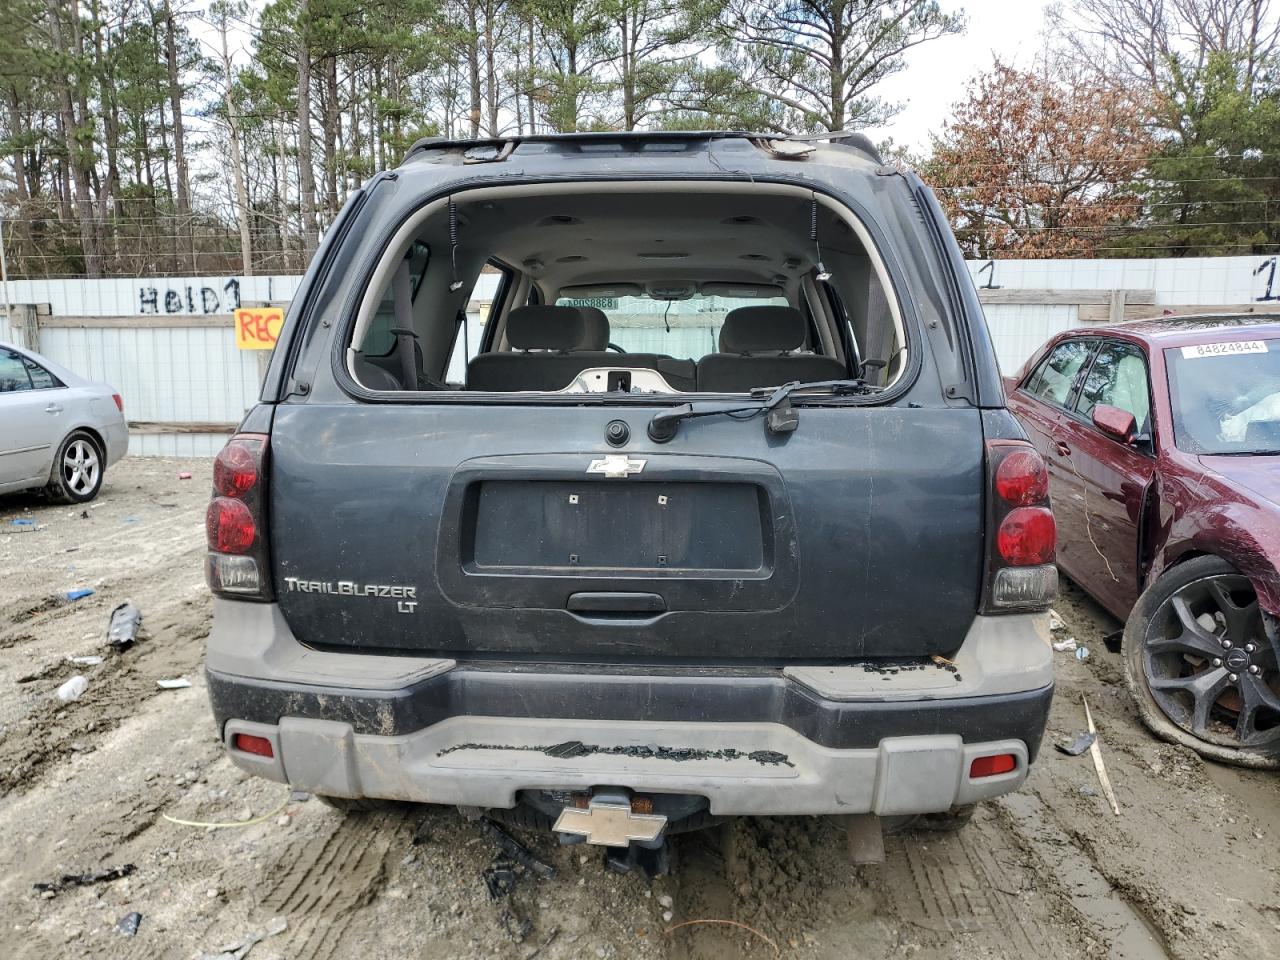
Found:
<box><xmin>1123</xmin><ymin>555</ymin><xmax>1280</xmax><ymax>769</ymax></box>
<box><xmin>44</xmin><ymin>430</ymin><xmax>105</xmax><ymax>504</ymax></box>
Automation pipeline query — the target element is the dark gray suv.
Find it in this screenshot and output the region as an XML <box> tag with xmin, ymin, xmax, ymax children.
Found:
<box><xmin>203</xmin><ymin>131</ymin><xmax>1056</xmax><ymax>869</ymax></box>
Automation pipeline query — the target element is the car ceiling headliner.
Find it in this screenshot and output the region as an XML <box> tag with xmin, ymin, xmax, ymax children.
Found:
<box><xmin>450</xmin><ymin>191</ymin><xmax>835</xmax><ymax>293</ymax></box>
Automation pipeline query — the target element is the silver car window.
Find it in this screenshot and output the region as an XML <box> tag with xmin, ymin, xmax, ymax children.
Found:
<box><xmin>0</xmin><ymin>350</ymin><xmax>32</xmax><ymax>393</ymax></box>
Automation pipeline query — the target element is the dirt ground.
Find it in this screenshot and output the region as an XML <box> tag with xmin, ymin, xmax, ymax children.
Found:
<box><xmin>1</xmin><ymin>456</ymin><xmax>1277</xmax><ymax>960</ymax></box>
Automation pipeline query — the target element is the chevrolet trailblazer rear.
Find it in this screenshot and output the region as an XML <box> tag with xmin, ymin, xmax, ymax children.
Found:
<box><xmin>203</xmin><ymin>131</ymin><xmax>1055</xmax><ymax>872</ymax></box>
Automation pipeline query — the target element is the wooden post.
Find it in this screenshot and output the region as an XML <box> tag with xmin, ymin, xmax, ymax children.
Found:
<box><xmin>12</xmin><ymin>304</ymin><xmax>39</xmax><ymax>352</ymax></box>
<box><xmin>1108</xmin><ymin>289</ymin><xmax>1127</xmax><ymax>324</ymax></box>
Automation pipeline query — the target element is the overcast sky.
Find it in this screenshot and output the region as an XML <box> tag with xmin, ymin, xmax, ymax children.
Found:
<box><xmin>867</xmin><ymin>0</ymin><xmax>1055</xmax><ymax>152</ymax></box>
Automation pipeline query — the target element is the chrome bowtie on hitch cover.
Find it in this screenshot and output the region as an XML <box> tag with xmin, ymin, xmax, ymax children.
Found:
<box><xmin>552</xmin><ymin>790</ymin><xmax>668</xmax><ymax>848</ymax></box>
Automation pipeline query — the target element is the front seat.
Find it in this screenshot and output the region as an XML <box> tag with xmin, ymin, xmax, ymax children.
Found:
<box><xmin>696</xmin><ymin>305</ymin><xmax>846</xmax><ymax>392</ymax></box>
<box><xmin>466</xmin><ymin>304</ymin><xmax>610</xmax><ymax>391</ymax></box>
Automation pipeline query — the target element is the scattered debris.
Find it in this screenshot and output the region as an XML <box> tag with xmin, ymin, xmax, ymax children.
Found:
<box><xmin>79</xmin><ymin>510</ymin><xmax>90</xmax><ymax>519</ymax></box>
<box><xmin>1055</xmin><ymin>731</ymin><xmax>1098</xmax><ymax>756</ymax></box>
<box><xmin>178</xmin><ymin>471</ymin><xmax>193</xmax><ymax>480</ymax></box>
<box><xmin>196</xmin><ymin>916</ymin><xmax>287</xmax><ymax>960</ymax></box>
<box><xmin>1048</xmin><ymin>609</ymin><xmax>1066</xmax><ymax>631</ymax></box>
<box><xmin>479</xmin><ymin>819</ymin><xmax>556</xmax><ymax>879</ymax></box>
<box><xmin>33</xmin><ymin>863</ymin><xmax>136</xmax><ymax>895</ymax></box>
<box><xmin>156</xmin><ymin>678</ymin><xmax>192</xmax><ymax>690</ymax></box>
<box><xmin>114</xmin><ymin>911</ymin><xmax>142</xmax><ymax>937</ymax></box>
<box><xmin>523</xmin><ymin>926</ymin><xmax>560</xmax><ymax>960</ymax></box>
<box><xmin>1075</xmin><ymin>645</ymin><xmax>1091</xmax><ymax>661</ymax></box>
<box><xmin>930</xmin><ymin>654</ymin><xmax>956</xmax><ymax>667</ymax></box>
<box><xmin>121</xmin><ymin>516</ymin><xmax>139</xmax><ymax>524</ymax></box>
<box><xmin>1082</xmin><ymin>694</ymin><xmax>1121</xmax><ymax>815</ymax></box>
<box><xmin>288</xmin><ymin>790</ymin><xmax>311</xmax><ymax>803</ymax></box>
<box><xmin>663</xmin><ymin>919</ymin><xmax>780</xmax><ymax>957</ymax></box>
<box><xmin>62</xmin><ymin>587</ymin><xmax>94</xmax><ymax>602</ymax></box>
<box><xmin>55</xmin><ymin>675</ymin><xmax>89</xmax><ymax>702</ymax></box>
<box><xmin>67</xmin><ymin>654</ymin><xmax>104</xmax><ymax>666</ymax></box>
<box><xmin>1052</xmin><ymin>637</ymin><xmax>1078</xmax><ymax>653</ymax></box>
<box><xmin>499</xmin><ymin>906</ymin><xmax>533</xmax><ymax>942</ymax></box>
<box><xmin>162</xmin><ymin>790</ymin><xmax>292</xmax><ymax>830</ymax></box>
<box><xmin>1103</xmin><ymin>629</ymin><xmax>1123</xmax><ymax>653</ymax></box>
<box><xmin>483</xmin><ymin>859</ymin><xmax>520</xmax><ymax>900</ymax></box>
<box><xmin>5</xmin><ymin>518</ymin><xmax>37</xmax><ymax>533</ymax></box>
<box><xmin>106</xmin><ymin>602</ymin><xmax>142</xmax><ymax>649</ymax></box>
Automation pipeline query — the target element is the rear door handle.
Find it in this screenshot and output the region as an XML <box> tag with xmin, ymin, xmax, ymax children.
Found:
<box><xmin>44</xmin><ymin>403</ymin><xmax>62</xmax><ymax>414</ymax></box>
<box><xmin>567</xmin><ymin>592</ymin><xmax>666</xmax><ymax>615</ymax></box>
<box><xmin>1055</xmin><ymin>440</ymin><xmax>1071</xmax><ymax>457</ymax></box>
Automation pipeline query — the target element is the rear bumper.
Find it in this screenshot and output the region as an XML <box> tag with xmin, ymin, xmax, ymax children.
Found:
<box><xmin>206</xmin><ymin>601</ymin><xmax>1054</xmax><ymax>816</ymax></box>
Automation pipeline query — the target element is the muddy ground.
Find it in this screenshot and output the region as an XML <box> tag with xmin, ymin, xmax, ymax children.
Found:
<box><xmin>0</xmin><ymin>456</ymin><xmax>1276</xmax><ymax>960</ymax></box>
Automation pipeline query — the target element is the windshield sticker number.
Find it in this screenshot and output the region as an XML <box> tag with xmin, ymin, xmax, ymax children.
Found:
<box><xmin>1181</xmin><ymin>341</ymin><xmax>1269</xmax><ymax>359</ymax></box>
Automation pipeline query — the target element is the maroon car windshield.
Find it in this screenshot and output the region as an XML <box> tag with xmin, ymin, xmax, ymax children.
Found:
<box><xmin>1165</xmin><ymin>340</ymin><xmax>1280</xmax><ymax>454</ymax></box>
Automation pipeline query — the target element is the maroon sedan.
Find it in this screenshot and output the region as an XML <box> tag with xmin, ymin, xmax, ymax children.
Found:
<box><xmin>1007</xmin><ymin>316</ymin><xmax>1280</xmax><ymax>767</ymax></box>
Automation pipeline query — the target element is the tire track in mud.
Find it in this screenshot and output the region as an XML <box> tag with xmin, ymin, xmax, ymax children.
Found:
<box><xmin>0</xmin><ymin>593</ymin><xmax>211</xmax><ymax>797</ymax></box>
<box><xmin>257</xmin><ymin>810</ymin><xmax>412</xmax><ymax>960</ymax></box>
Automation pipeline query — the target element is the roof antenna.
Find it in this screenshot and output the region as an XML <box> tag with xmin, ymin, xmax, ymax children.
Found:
<box><xmin>448</xmin><ymin>197</ymin><xmax>464</xmax><ymax>292</ymax></box>
<box><xmin>811</xmin><ymin>194</ymin><xmax>831</xmax><ymax>281</ymax></box>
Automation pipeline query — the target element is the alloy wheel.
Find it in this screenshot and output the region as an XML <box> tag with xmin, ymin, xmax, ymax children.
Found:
<box><xmin>62</xmin><ymin>439</ymin><xmax>100</xmax><ymax>497</ymax></box>
<box><xmin>1142</xmin><ymin>574</ymin><xmax>1280</xmax><ymax>749</ymax></box>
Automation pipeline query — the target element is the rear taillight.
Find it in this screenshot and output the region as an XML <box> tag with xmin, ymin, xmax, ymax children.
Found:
<box><xmin>206</xmin><ymin>434</ymin><xmax>272</xmax><ymax>600</ymax></box>
<box><xmin>983</xmin><ymin>440</ymin><xmax>1057</xmax><ymax>613</ymax></box>
<box><xmin>112</xmin><ymin>393</ymin><xmax>123</xmax><ymax>413</ymax></box>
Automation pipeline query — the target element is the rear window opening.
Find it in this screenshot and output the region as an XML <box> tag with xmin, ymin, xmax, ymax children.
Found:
<box><xmin>345</xmin><ymin>183</ymin><xmax>908</xmax><ymax>397</ymax></box>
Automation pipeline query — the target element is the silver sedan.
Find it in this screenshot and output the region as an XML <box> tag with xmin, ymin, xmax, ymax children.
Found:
<box><xmin>0</xmin><ymin>341</ymin><xmax>129</xmax><ymax>503</ymax></box>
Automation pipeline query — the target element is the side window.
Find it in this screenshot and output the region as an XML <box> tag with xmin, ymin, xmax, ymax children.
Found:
<box><xmin>22</xmin><ymin>357</ymin><xmax>59</xmax><ymax>390</ymax></box>
<box><xmin>1023</xmin><ymin>339</ymin><xmax>1092</xmax><ymax>408</ymax></box>
<box><xmin>359</xmin><ymin>241</ymin><xmax>431</xmax><ymax>356</ymax></box>
<box><xmin>0</xmin><ymin>351</ymin><xmax>32</xmax><ymax>393</ymax></box>
<box><xmin>1076</xmin><ymin>341</ymin><xmax>1151</xmax><ymax>433</ymax></box>
<box><xmin>447</xmin><ymin>263</ymin><xmax>511</xmax><ymax>383</ymax></box>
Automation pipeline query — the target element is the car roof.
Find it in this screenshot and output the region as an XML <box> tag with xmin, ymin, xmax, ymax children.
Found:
<box><xmin>1059</xmin><ymin>314</ymin><xmax>1280</xmax><ymax>348</ymax></box>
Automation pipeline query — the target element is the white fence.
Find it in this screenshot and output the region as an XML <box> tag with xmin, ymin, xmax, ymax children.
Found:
<box><xmin>3</xmin><ymin>255</ymin><xmax>1279</xmax><ymax>456</ymax></box>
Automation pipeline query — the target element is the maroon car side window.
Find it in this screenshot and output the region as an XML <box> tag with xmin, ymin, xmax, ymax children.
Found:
<box><xmin>1023</xmin><ymin>339</ymin><xmax>1092</xmax><ymax>409</ymax></box>
<box><xmin>1076</xmin><ymin>342</ymin><xmax>1152</xmax><ymax>435</ymax></box>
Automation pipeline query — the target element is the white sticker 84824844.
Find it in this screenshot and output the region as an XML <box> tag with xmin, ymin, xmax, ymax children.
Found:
<box><xmin>1180</xmin><ymin>340</ymin><xmax>1270</xmax><ymax>359</ymax></box>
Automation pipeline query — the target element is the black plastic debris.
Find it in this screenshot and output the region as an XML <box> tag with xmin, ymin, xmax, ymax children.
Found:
<box><xmin>33</xmin><ymin>863</ymin><xmax>136</xmax><ymax>895</ymax></box>
<box><xmin>499</xmin><ymin>906</ymin><xmax>533</xmax><ymax>942</ymax></box>
<box><xmin>544</xmin><ymin>740</ymin><xmax>588</xmax><ymax>759</ymax></box>
<box><xmin>1055</xmin><ymin>731</ymin><xmax>1098</xmax><ymax>757</ymax></box>
<box><xmin>483</xmin><ymin>858</ymin><xmax>520</xmax><ymax>900</ymax></box>
<box><xmin>479</xmin><ymin>819</ymin><xmax>556</xmax><ymax>879</ymax></box>
<box><xmin>107</xmin><ymin>602</ymin><xmax>142</xmax><ymax>650</ymax></box>
<box><xmin>114</xmin><ymin>912</ymin><xmax>142</xmax><ymax>937</ymax></box>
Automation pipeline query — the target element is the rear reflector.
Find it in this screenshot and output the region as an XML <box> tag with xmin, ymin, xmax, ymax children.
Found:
<box><xmin>970</xmin><ymin>753</ymin><xmax>1017</xmax><ymax>778</ymax></box>
<box><xmin>111</xmin><ymin>393</ymin><xmax>123</xmax><ymax>413</ymax></box>
<box><xmin>232</xmin><ymin>733</ymin><xmax>274</xmax><ymax>758</ymax></box>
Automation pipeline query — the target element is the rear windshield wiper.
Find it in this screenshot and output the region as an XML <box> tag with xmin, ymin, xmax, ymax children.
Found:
<box><xmin>647</xmin><ymin>379</ymin><xmax>878</xmax><ymax>443</ymax></box>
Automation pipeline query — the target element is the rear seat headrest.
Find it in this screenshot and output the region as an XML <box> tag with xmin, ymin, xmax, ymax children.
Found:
<box><xmin>719</xmin><ymin>306</ymin><xmax>806</xmax><ymax>354</ymax></box>
<box><xmin>505</xmin><ymin>305</ymin><xmax>608</xmax><ymax>352</ymax></box>
<box><xmin>573</xmin><ymin>306</ymin><xmax>611</xmax><ymax>351</ymax></box>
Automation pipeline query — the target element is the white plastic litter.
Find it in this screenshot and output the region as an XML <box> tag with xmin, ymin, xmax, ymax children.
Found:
<box><xmin>1048</xmin><ymin>609</ymin><xmax>1066</xmax><ymax>631</ymax></box>
<box><xmin>1052</xmin><ymin>637</ymin><xmax>1078</xmax><ymax>653</ymax></box>
<box><xmin>156</xmin><ymin>678</ymin><xmax>192</xmax><ymax>690</ymax></box>
<box><xmin>56</xmin><ymin>676</ymin><xmax>89</xmax><ymax>702</ymax></box>
<box><xmin>67</xmin><ymin>655</ymin><xmax>104</xmax><ymax>666</ymax></box>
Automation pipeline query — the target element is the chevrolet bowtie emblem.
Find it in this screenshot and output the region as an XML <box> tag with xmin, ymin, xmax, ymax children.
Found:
<box><xmin>586</xmin><ymin>454</ymin><xmax>647</xmax><ymax>478</ymax></box>
<box><xmin>553</xmin><ymin>797</ymin><xmax>668</xmax><ymax>846</ymax></box>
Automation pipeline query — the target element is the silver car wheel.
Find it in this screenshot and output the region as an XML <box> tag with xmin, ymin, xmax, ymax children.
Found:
<box><xmin>63</xmin><ymin>439</ymin><xmax>100</xmax><ymax>496</ymax></box>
